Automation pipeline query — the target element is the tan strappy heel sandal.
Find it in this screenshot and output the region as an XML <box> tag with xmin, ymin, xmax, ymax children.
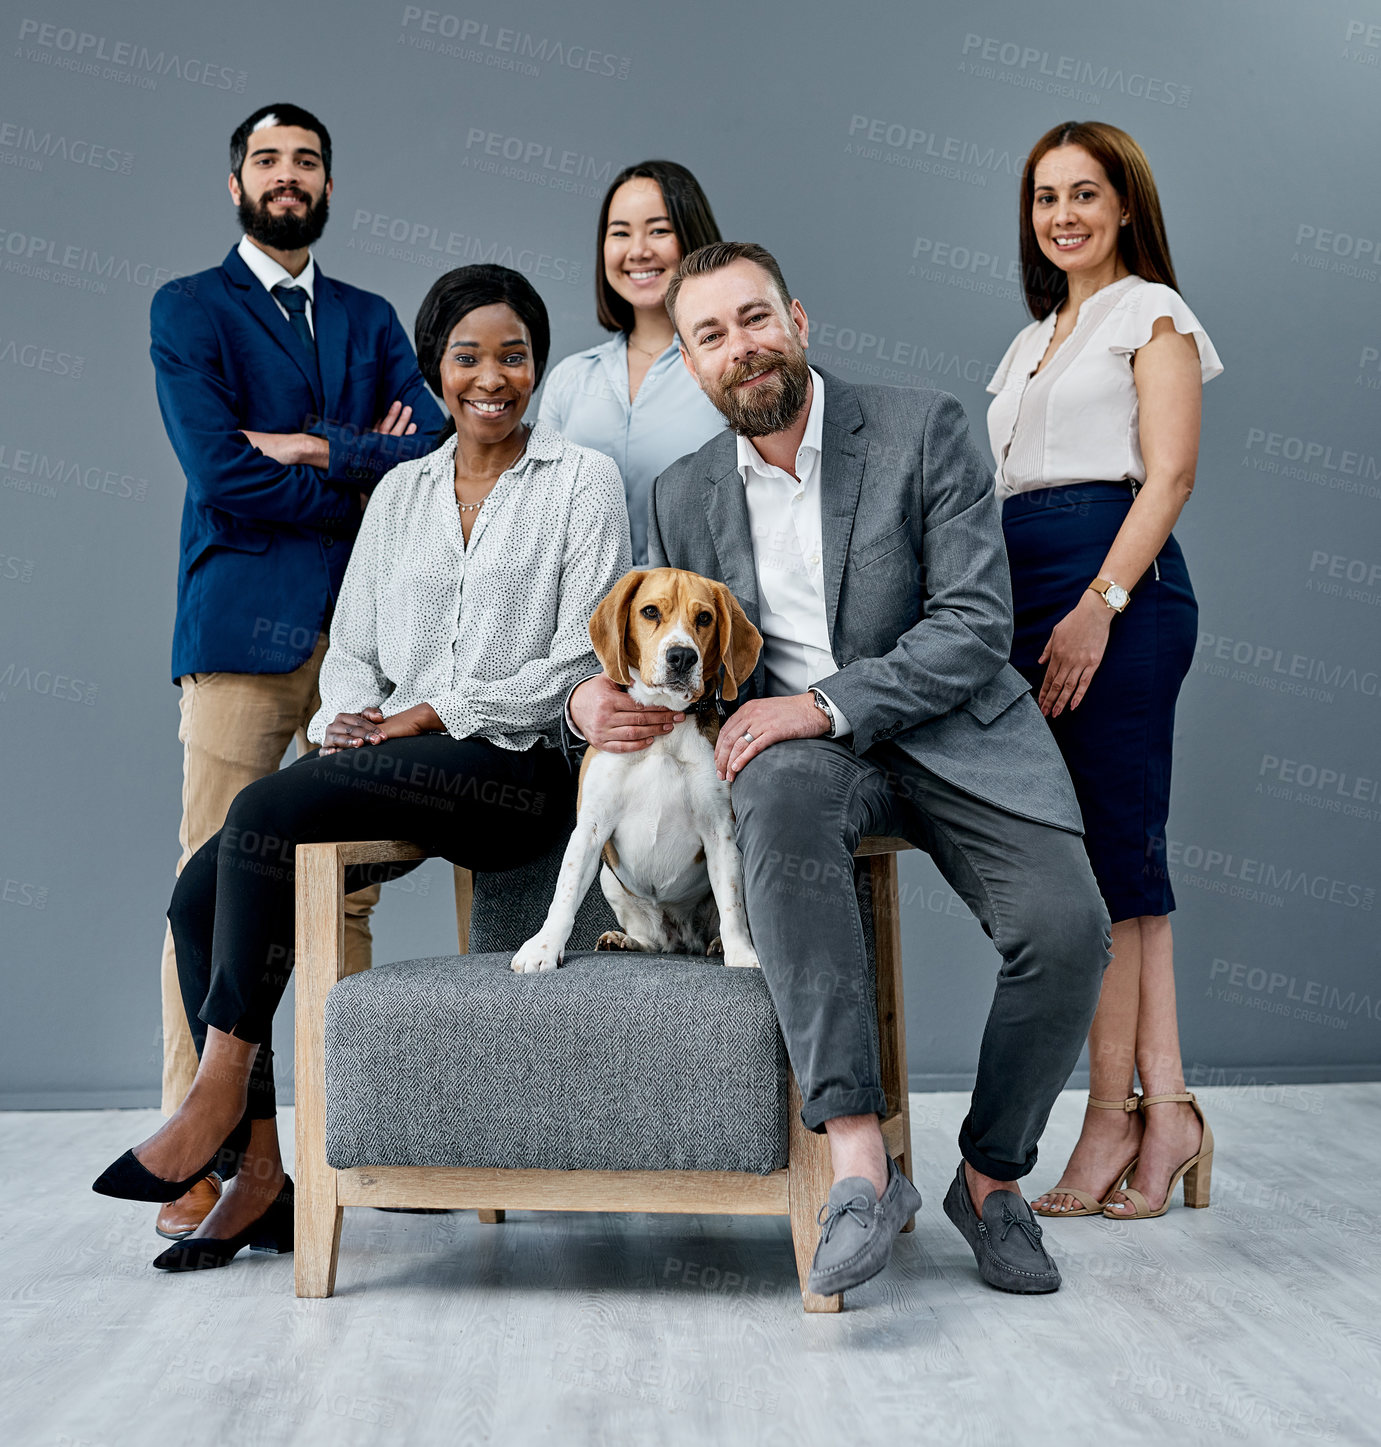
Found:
<box><xmin>1031</xmin><ymin>1094</ymin><xmax>1142</xmax><ymax>1217</ymax></box>
<box><xmin>1103</xmin><ymin>1091</ymin><xmax>1213</xmax><ymax>1219</ymax></box>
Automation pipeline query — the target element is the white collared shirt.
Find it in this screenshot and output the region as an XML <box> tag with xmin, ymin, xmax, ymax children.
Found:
<box><xmin>735</xmin><ymin>368</ymin><xmax>850</xmax><ymax>735</ymax></box>
<box><xmin>237</xmin><ymin>234</ymin><xmax>318</xmax><ymax>337</ymax></box>
<box><xmin>307</xmin><ymin>424</ymin><xmax>631</xmax><ymax>750</ymax></box>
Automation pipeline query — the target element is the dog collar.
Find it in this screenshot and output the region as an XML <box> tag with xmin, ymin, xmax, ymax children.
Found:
<box><xmin>695</xmin><ymin>681</ymin><xmax>728</xmax><ymax>722</ymax></box>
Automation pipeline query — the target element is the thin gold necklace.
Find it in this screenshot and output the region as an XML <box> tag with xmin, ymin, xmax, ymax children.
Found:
<box><xmin>628</xmin><ymin>334</ymin><xmax>671</xmax><ymax>359</ymax></box>
<box><xmin>455</xmin><ymin>424</ymin><xmax>529</xmax><ymax>513</ymax></box>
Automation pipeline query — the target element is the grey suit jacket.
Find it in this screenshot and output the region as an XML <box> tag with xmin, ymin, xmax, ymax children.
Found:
<box><xmin>646</xmin><ymin>369</ymin><xmax>1083</xmax><ymax>834</ymax></box>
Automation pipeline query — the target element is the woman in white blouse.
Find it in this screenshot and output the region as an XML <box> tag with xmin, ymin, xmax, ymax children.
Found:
<box><xmin>92</xmin><ymin>265</ymin><xmax>632</xmax><ymax>1268</ymax></box>
<box><xmin>538</xmin><ymin>160</ymin><xmax>726</xmax><ymax>564</ymax></box>
<box><xmin>986</xmin><ymin>123</ymin><xmax>1222</xmax><ymax>1223</ymax></box>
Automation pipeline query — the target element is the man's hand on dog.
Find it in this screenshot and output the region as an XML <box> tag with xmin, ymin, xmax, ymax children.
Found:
<box><xmin>714</xmin><ymin>693</ymin><xmax>830</xmax><ymax>782</ymax></box>
<box><xmin>569</xmin><ymin>675</ymin><xmax>685</xmax><ymax>753</ymax></box>
<box><xmin>320</xmin><ymin>702</ymin><xmax>443</xmax><ymax>754</ymax></box>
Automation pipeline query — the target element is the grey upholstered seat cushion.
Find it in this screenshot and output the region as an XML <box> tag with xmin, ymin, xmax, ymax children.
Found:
<box><xmin>321</xmin><ymin>812</ymin><xmax>879</xmax><ymax>1176</ymax></box>
<box><xmin>323</xmin><ymin>951</ymin><xmax>789</xmax><ymax>1174</ymax></box>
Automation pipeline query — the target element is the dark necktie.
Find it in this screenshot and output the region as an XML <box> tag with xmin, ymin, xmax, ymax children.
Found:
<box><xmin>272</xmin><ymin>282</ymin><xmax>315</xmax><ymax>355</ymax></box>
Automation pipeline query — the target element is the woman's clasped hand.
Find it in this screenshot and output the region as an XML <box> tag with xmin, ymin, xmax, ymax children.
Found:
<box><xmin>319</xmin><ymin>701</ymin><xmax>444</xmax><ymax>753</ymax></box>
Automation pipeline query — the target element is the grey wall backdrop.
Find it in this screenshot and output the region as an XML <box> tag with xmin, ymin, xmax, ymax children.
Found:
<box><xmin>2</xmin><ymin>0</ymin><xmax>1378</xmax><ymax>1107</ymax></box>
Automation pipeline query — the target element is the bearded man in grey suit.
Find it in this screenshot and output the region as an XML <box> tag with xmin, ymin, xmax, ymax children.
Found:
<box><xmin>568</xmin><ymin>241</ymin><xmax>1112</xmax><ymax>1299</ymax></box>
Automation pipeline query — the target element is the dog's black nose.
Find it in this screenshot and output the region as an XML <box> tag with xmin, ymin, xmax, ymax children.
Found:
<box><xmin>665</xmin><ymin>645</ymin><xmax>698</xmax><ymax>677</ymax></box>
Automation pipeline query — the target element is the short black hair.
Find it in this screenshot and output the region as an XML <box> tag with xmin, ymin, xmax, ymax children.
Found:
<box><xmin>414</xmin><ymin>265</ymin><xmax>551</xmax><ymax>433</ymax></box>
<box><xmin>595</xmin><ymin>160</ymin><xmax>722</xmax><ymax>333</ymax></box>
<box><xmin>230</xmin><ymin>104</ymin><xmax>332</xmax><ymax>181</ymax></box>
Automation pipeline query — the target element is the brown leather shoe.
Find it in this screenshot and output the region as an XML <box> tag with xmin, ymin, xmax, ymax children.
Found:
<box><xmin>155</xmin><ymin>1174</ymin><xmax>222</xmax><ymax>1240</ymax></box>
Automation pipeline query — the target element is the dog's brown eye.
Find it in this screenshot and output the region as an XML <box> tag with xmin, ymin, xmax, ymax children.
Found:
<box><xmin>640</xmin><ymin>605</ymin><xmax>660</xmax><ymax>620</ymax></box>
<box><xmin>695</xmin><ymin>611</ymin><xmax>713</xmax><ymax>628</ymax></box>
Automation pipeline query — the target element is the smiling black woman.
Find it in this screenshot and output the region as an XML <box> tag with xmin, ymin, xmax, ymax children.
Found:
<box><xmin>93</xmin><ymin>264</ymin><xmax>631</xmax><ymax>1270</ymax></box>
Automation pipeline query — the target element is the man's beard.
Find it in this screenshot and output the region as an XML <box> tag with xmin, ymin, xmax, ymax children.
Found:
<box><xmin>703</xmin><ymin>347</ymin><xmax>811</xmax><ymax>438</ymax></box>
<box><xmin>237</xmin><ymin>185</ymin><xmax>329</xmax><ymax>250</ymax></box>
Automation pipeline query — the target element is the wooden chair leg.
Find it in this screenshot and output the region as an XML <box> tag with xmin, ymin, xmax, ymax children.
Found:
<box><xmin>453</xmin><ymin>866</ymin><xmax>473</xmax><ymax>954</ymax></box>
<box><xmin>297</xmin><ymin>1199</ymin><xmax>344</xmax><ymax>1298</ymax></box>
<box><xmin>295</xmin><ymin>844</ymin><xmax>347</xmax><ymax>1298</ymax></box>
<box><xmin>787</xmin><ymin>1075</ymin><xmax>842</xmax><ymax>1313</ymax></box>
<box><xmin>477</xmin><ymin>1209</ymin><xmax>505</xmax><ymax>1224</ymax></box>
<box><xmin>869</xmin><ymin>852</ymin><xmax>915</xmax><ymax>1231</ymax></box>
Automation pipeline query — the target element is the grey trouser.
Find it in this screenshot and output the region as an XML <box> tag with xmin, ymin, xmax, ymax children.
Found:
<box><xmin>731</xmin><ymin>738</ymin><xmax>1112</xmax><ymax>1181</ymax></box>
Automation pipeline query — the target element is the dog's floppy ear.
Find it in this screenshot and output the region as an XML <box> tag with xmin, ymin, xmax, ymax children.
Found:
<box><xmin>588</xmin><ymin>570</ymin><xmax>647</xmax><ymax>686</ymax></box>
<box><xmin>710</xmin><ymin>581</ymin><xmax>763</xmax><ymax>701</ymax></box>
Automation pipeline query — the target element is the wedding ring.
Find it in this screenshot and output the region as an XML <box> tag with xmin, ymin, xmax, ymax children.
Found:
<box><xmin>743</xmin><ymin>730</ymin><xmax>754</xmax><ymax>743</ymax></box>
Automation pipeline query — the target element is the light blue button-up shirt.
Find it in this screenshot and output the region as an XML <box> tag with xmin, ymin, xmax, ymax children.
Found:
<box><xmin>537</xmin><ymin>333</ymin><xmax>726</xmax><ymax>564</ymax></box>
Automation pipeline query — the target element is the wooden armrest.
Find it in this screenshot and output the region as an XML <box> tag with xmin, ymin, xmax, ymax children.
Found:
<box><xmin>320</xmin><ymin>840</ymin><xmax>427</xmax><ymax>868</ymax></box>
<box><xmin>294</xmin><ymin>840</ymin><xmax>427</xmax><ymax>994</ymax></box>
<box><xmin>854</xmin><ymin>836</ymin><xmax>914</xmax><ymax>857</ymax></box>
<box><xmin>303</xmin><ymin>837</ymin><xmax>902</xmax><ymax>872</ymax></box>
<box><xmin>304</xmin><ymin>838</ymin><xmax>899</xmax><ymax>894</ymax></box>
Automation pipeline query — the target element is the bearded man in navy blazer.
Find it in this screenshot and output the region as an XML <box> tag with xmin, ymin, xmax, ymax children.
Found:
<box><xmin>148</xmin><ymin>102</ymin><xmax>444</xmax><ymax>1241</ymax></box>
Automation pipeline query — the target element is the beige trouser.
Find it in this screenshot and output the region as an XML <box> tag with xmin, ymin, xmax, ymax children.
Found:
<box><xmin>159</xmin><ymin>633</ymin><xmax>379</xmax><ymax>1115</ymax></box>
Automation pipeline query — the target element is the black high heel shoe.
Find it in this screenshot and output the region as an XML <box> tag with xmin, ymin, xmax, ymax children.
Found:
<box><xmin>152</xmin><ymin>1175</ymin><xmax>294</xmax><ymax>1272</ymax></box>
<box><xmin>92</xmin><ymin>1113</ymin><xmax>252</xmax><ymax>1203</ymax></box>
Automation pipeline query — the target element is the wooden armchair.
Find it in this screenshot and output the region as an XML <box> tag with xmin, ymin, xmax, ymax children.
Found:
<box><xmin>294</xmin><ymin>835</ymin><xmax>914</xmax><ymax>1313</ymax></box>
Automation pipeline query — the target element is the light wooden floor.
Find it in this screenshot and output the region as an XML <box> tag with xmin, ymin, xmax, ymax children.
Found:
<box><xmin>3</xmin><ymin>1085</ymin><xmax>1377</xmax><ymax>1447</ymax></box>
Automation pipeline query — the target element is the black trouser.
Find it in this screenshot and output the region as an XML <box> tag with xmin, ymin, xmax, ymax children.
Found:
<box><xmin>170</xmin><ymin>736</ymin><xmax>573</xmax><ymax>1119</ymax></box>
<box><xmin>730</xmin><ymin>739</ymin><xmax>1112</xmax><ymax>1182</ymax></box>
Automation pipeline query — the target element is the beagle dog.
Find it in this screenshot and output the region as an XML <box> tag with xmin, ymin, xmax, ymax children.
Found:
<box><xmin>510</xmin><ymin>568</ymin><xmax>763</xmax><ymax>974</ymax></box>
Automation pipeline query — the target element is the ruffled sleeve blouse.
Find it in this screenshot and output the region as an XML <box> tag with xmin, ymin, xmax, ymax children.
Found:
<box><xmin>985</xmin><ymin>275</ymin><xmax>1223</xmax><ymax>500</ymax></box>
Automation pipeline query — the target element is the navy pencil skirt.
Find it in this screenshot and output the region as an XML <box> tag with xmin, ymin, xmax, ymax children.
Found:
<box><xmin>1002</xmin><ymin>482</ymin><xmax>1198</xmax><ymax>924</ymax></box>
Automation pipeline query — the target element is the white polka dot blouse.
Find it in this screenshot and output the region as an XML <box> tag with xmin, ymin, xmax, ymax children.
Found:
<box><xmin>307</xmin><ymin>422</ymin><xmax>632</xmax><ymax>751</ymax></box>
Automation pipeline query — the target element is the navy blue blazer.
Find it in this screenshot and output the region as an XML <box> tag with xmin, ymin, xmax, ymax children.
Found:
<box><xmin>151</xmin><ymin>246</ymin><xmax>445</xmax><ymax>681</ymax></box>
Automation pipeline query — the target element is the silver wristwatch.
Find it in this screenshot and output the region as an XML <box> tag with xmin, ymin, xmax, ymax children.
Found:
<box><xmin>810</xmin><ymin>688</ymin><xmax>838</xmax><ymax>738</ymax></box>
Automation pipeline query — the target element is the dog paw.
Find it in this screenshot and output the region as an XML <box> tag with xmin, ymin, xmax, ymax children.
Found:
<box><xmin>510</xmin><ymin>938</ymin><xmax>561</xmax><ymax>974</ymax></box>
<box><xmin>595</xmin><ymin>930</ymin><xmax>632</xmax><ymax>951</ymax></box>
<box><xmin>723</xmin><ymin>946</ymin><xmax>761</xmax><ymax>970</ymax></box>
<box><xmin>706</xmin><ymin>935</ymin><xmax>724</xmax><ymax>956</ymax></box>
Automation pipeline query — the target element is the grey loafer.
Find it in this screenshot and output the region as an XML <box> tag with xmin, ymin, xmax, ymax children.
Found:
<box><xmin>807</xmin><ymin>1155</ymin><xmax>922</xmax><ymax>1297</ymax></box>
<box><xmin>942</xmin><ymin>1163</ymin><xmax>1061</xmax><ymax>1294</ymax></box>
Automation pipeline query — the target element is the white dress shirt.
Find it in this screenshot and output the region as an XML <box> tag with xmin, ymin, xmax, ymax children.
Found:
<box><xmin>986</xmin><ymin>276</ymin><xmax>1222</xmax><ymax>500</ymax></box>
<box><xmin>236</xmin><ymin>234</ymin><xmax>318</xmax><ymax>337</ymax></box>
<box><xmin>735</xmin><ymin>369</ymin><xmax>850</xmax><ymax>736</ymax></box>
<box><xmin>307</xmin><ymin>424</ymin><xmax>631</xmax><ymax>751</ymax></box>
<box><xmin>537</xmin><ymin>334</ymin><xmax>726</xmax><ymax>564</ymax></box>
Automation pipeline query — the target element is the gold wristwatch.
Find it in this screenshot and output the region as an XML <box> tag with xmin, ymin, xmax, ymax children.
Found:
<box><xmin>1088</xmin><ymin>576</ymin><xmax>1130</xmax><ymax>612</ymax></box>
